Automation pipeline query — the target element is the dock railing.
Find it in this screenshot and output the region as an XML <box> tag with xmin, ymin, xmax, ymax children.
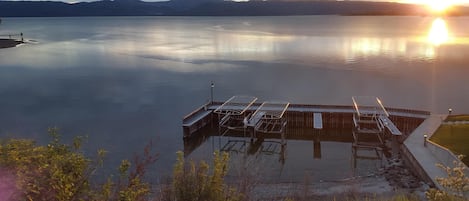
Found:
<box><xmin>0</xmin><ymin>33</ymin><xmax>24</xmax><ymax>42</ymax></box>
<box><xmin>182</xmin><ymin>101</ymin><xmax>210</xmax><ymax>122</ymax></box>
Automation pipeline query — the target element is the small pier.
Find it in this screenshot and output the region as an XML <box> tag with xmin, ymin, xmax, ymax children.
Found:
<box><xmin>183</xmin><ymin>98</ymin><xmax>429</xmax><ymax>138</ymax></box>
<box><xmin>0</xmin><ymin>33</ymin><xmax>24</xmax><ymax>42</ymax></box>
<box><xmin>182</xmin><ymin>96</ymin><xmax>448</xmax><ymax>182</ymax></box>
<box><xmin>0</xmin><ymin>33</ymin><xmax>24</xmax><ymax>48</ymax></box>
<box><xmin>183</xmin><ymin>96</ymin><xmax>430</xmax><ymax>165</ymax></box>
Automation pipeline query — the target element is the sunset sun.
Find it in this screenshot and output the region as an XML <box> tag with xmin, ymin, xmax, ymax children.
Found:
<box><xmin>426</xmin><ymin>0</ymin><xmax>453</xmax><ymax>12</ymax></box>
<box><xmin>405</xmin><ymin>0</ymin><xmax>459</xmax><ymax>13</ymax></box>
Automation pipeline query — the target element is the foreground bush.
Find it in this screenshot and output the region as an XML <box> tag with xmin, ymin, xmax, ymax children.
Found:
<box><xmin>2</xmin><ymin>128</ymin><xmax>444</xmax><ymax>201</ymax></box>
<box><xmin>426</xmin><ymin>155</ymin><xmax>469</xmax><ymax>201</ymax></box>
<box><xmin>0</xmin><ymin>128</ymin><xmax>156</xmax><ymax>201</ymax></box>
<box><xmin>160</xmin><ymin>151</ymin><xmax>243</xmax><ymax>201</ymax></box>
<box><xmin>0</xmin><ymin>128</ymin><xmax>243</xmax><ymax>201</ymax></box>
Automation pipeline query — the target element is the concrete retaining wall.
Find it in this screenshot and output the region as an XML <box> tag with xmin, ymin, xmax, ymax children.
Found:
<box><xmin>401</xmin><ymin>114</ymin><xmax>468</xmax><ymax>198</ymax></box>
<box><xmin>426</xmin><ymin>123</ymin><xmax>469</xmax><ymax>175</ymax></box>
<box><xmin>427</xmin><ymin>140</ymin><xmax>466</xmax><ymax>170</ymax></box>
<box><xmin>426</xmin><ymin>139</ymin><xmax>469</xmax><ymax>198</ymax></box>
<box><xmin>400</xmin><ymin>144</ymin><xmax>435</xmax><ymax>187</ymax></box>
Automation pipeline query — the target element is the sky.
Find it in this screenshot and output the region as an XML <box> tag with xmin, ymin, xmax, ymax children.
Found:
<box><xmin>343</xmin><ymin>0</ymin><xmax>469</xmax><ymax>6</ymax></box>
<box><xmin>393</xmin><ymin>0</ymin><xmax>469</xmax><ymax>6</ymax></box>
<box><xmin>4</xmin><ymin>0</ymin><xmax>469</xmax><ymax>7</ymax></box>
<box><xmin>153</xmin><ymin>0</ymin><xmax>467</xmax><ymax>8</ymax></box>
<box><xmin>155</xmin><ymin>0</ymin><xmax>469</xmax><ymax>6</ymax></box>
<box><xmin>147</xmin><ymin>0</ymin><xmax>469</xmax><ymax>6</ymax></box>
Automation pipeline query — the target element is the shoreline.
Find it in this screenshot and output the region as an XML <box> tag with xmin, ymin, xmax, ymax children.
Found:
<box><xmin>0</xmin><ymin>39</ymin><xmax>22</xmax><ymax>49</ymax></box>
<box><xmin>249</xmin><ymin>177</ymin><xmax>427</xmax><ymax>200</ymax></box>
<box><xmin>245</xmin><ymin>157</ymin><xmax>429</xmax><ymax>200</ymax></box>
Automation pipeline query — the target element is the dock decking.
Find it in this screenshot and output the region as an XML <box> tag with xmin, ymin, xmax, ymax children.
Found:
<box><xmin>183</xmin><ymin>101</ymin><xmax>430</xmax><ymax>138</ymax></box>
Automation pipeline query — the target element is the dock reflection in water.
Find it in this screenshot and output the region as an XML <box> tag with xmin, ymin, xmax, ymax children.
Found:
<box><xmin>183</xmin><ymin>113</ymin><xmax>424</xmax><ymax>182</ymax></box>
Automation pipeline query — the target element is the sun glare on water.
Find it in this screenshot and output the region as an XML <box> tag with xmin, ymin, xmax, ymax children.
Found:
<box><xmin>428</xmin><ymin>18</ymin><xmax>449</xmax><ymax>46</ymax></box>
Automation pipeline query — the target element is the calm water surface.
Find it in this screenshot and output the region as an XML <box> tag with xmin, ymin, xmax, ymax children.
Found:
<box><xmin>1</xmin><ymin>16</ymin><xmax>469</xmax><ymax>181</ymax></box>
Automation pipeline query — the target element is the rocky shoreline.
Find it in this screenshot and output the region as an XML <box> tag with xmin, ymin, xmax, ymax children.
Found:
<box><xmin>383</xmin><ymin>158</ymin><xmax>427</xmax><ymax>190</ymax></box>
<box><xmin>246</xmin><ymin>157</ymin><xmax>432</xmax><ymax>201</ymax></box>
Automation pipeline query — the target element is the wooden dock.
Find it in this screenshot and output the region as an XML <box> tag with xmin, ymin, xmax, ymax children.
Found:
<box><xmin>183</xmin><ymin>101</ymin><xmax>429</xmax><ymax>158</ymax></box>
<box><xmin>182</xmin><ymin>101</ymin><xmax>430</xmax><ymax>138</ymax></box>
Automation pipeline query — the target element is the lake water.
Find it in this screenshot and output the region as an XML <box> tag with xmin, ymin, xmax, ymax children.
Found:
<box><xmin>1</xmin><ymin>16</ymin><xmax>469</xmax><ymax>182</ymax></box>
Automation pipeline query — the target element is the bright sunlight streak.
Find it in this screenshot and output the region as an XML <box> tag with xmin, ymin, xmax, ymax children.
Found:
<box><xmin>427</xmin><ymin>0</ymin><xmax>453</xmax><ymax>12</ymax></box>
<box><xmin>428</xmin><ymin>18</ymin><xmax>449</xmax><ymax>46</ymax></box>
<box><xmin>404</xmin><ymin>0</ymin><xmax>466</xmax><ymax>13</ymax></box>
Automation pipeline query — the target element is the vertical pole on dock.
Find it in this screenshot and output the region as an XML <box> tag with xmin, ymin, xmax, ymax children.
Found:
<box><xmin>210</xmin><ymin>82</ymin><xmax>214</xmax><ymax>104</ymax></box>
<box><xmin>423</xmin><ymin>134</ymin><xmax>427</xmax><ymax>147</ymax></box>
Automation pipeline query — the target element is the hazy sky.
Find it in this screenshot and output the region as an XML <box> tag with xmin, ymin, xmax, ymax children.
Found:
<box><xmin>340</xmin><ymin>0</ymin><xmax>469</xmax><ymax>6</ymax></box>
<box><xmin>7</xmin><ymin>0</ymin><xmax>469</xmax><ymax>7</ymax></box>
<box><xmin>25</xmin><ymin>0</ymin><xmax>467</xmax><ymax>5</ymax></box>
<box><xmin>153</xmin><ymin>0</ymin><xmax>469</xmax><ymax>6</ymax></box>
<box><xmin>389</xmin><ymin>0</ymin><xmax>469</xmax><ymax>6</ymax></box>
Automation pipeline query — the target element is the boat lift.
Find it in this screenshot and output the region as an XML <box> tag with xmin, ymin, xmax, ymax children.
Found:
<box><xmin>246</xmin><ymin>101</ymin><xmax>290</xmax><ymax>144</ymax></box>
<box><xmin>214</xmin><ymin>95</ymin><xmax>258</xmax><ymax>136</ymax></box>
<box><xmin>352</xmin><ymin>96</ymin><xmax>393</xmax><ymax>145</ymax></box>
<box><xmin>214</xmin><ymin>97</ymin><xmax>289</xmax><ymax>167</ymax></box>
<box><xmin>351</xmin><ymin>96</ymin><xmax>403</xmax><ymax>165</ymax></box>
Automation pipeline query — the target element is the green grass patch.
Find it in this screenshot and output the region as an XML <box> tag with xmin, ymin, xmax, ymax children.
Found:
<box><xmin>445</xmin><ymin>115</ymin><xmax>469</xmax><ymax>122</ymax></box>
<box><xmin>430</xmin><ymin>124</ymin><xmax>469</xmax><ymax>166</ymax></box>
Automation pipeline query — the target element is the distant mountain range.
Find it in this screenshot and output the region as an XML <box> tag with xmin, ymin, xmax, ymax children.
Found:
<box><xmin>1</xmin><ymin>0</ymin><xmax>469</xmax><ymax>17</ymax></box>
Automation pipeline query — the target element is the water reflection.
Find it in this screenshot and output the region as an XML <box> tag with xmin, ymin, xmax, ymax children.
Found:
<box><xmin>145</xmin><ymin>29</ymin><xmax>293</xmax><ymax>61</ymax></box>
<box><xmin>342</xmin><ymin>37</ymin><xmax>409</xmax><ymax>63</ymax></box>
<box><xmin>183</xmin><ymin>106</ymin><xmax>428</xmax><ymax>182</ymax></box>
<box><xmin>22</xmin><ymin>16</ymin><xmax>459</xmax><ymax>74</ymax></box>
<box><xmin>2</xmin><ymin>16</ymin><xmax>469</xmax><ymax>180</ymax></box>
<box><xmin>343</xmin><ymin>18</ymin><xmax>454</xmax><ymax>62</ymax></box>
<box><xmin>139</xmin><ymin>20</ymin><xmax>456</xmax><ymax>67</ymax></box>
<box><xmin>184</xmin><ymin>127</ymin><xmax>388</xmax><ymax>181</ymax></box>
<box><xmin>428</xmin><ymin>18</ymin><xmax>449</xmax><ymax>46</ymax></box>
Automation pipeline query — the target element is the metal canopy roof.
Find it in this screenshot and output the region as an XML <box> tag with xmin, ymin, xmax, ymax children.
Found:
<box><xmin>214</xmin><ymin>95</ymin><xmax>258</xmax><ymax>115</ymax></box>
<box><xmin>251</xmin><ymin>101</ymin><xmax>290</xmax><ymax>120</ymax></box>
<box><xmin>352</xmin><ymin>96</ymin><xmax>389</xmax><ymax>117</ymax></box>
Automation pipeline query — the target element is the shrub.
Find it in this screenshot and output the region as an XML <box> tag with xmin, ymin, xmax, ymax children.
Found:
<box><xmin>426</xmin><ymin>155</ymin><xmax>469</xmax><ymax>201</ymax></box>
<box><xmin>0</xmin><ymin>128</ymin><xmax>156</xmax><ymax>201</ymax></box>
<box><xmin>162</xmin><ymin>151</ymin><xmax>243</xmax><ymax>201</ymax></box>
